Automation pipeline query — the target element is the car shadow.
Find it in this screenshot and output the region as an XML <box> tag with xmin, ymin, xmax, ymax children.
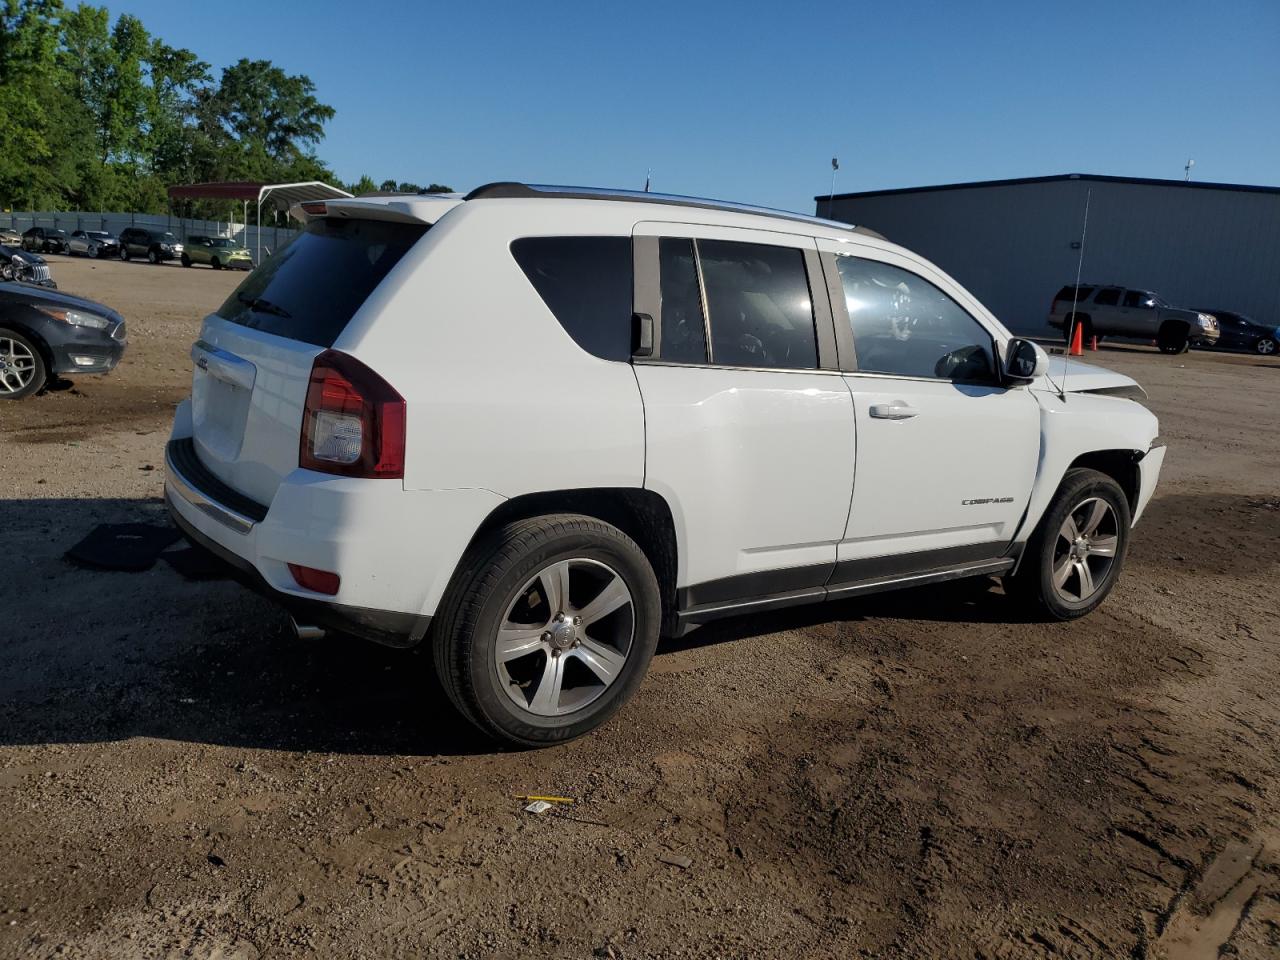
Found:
<box><xmin>4</xmin><ymin>494</ymin><xmax>1144</xmax><ymax>757</ymax></box>
<box><xmin>2</xmin><ymin>496</ymin><xmax>494</xmax><ymax>757</ymax></box>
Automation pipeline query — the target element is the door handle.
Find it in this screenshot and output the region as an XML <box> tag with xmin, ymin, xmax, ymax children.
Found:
<box><xmin>869</xmin><ymin>401</ymin><xmax>919</xmax><ymax>420</ymax></box>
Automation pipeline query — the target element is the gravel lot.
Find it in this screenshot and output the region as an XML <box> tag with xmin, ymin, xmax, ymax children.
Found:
<box><xmin>2</xmin><ymin>255</ymin><xmax>1278</xmax><ymax>959</ymax></box>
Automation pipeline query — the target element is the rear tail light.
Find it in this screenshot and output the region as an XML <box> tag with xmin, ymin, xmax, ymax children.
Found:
<box><xmin>288</xmin><ymin>563</ymin><xmax>340</xmax><ymax>595</ymax></box>
<box><xmin>300</xmin><ymin>201</ymin><xmax>328</xmax><ymax>216</ymax></box>
<box><xmin>300</xmin><ymin>350</ymin><xmax>405</xmax><ymax>478</ymax></box>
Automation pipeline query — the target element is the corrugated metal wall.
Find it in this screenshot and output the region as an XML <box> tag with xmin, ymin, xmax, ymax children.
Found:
<box><xmin>818</xmin><ymin>179</ymin><xmax>1280</xmax><ymax>336</ymax></box>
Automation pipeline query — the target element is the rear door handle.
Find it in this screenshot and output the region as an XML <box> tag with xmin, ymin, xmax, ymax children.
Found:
<box><xmin>869</xmin><ymin>401</ymin><xmax>919</xmax><ymax>420</ymax></box>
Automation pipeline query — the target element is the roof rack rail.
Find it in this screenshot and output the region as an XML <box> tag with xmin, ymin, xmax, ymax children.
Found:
<box><xmin>463</xmin><ymin>182</ymin><xmax>883</xmax><ymax>237</ymax></box>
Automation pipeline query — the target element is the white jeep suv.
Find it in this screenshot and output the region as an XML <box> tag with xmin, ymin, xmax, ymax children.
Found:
<box><xmin>165</xmin><ymin>183</ymin><xmax>1166</xmax><ymax>746</ymax></box>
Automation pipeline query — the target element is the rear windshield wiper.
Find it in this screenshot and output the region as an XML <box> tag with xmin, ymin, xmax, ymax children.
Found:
<box><xmin>236</xmin><ymin>292</ymin><xmax>292</xmax><ymax>319</ymax></box>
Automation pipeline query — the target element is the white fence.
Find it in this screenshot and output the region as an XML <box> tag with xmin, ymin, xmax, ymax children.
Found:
<box><xmin>1</xmin><ymin>210</ymin><xmax>297</xmax><ymax>254</ymax></box>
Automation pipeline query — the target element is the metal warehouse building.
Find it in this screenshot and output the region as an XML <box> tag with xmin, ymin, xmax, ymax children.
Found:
<box><xmin>815</xmin><ymin>174</ymin><xmax>1280</xmax><ymax>337</ymax></box>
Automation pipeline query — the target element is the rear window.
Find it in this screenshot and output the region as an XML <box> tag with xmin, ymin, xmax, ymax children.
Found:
<box><xmin>510</xmin><ymin>236</ymin><xmax>633</xmax><ymax>361</ymax></box>
<box><xmin>216</xmin><ymin>218</ymin><xmax>427</xmax><ymax>347</ymax></box>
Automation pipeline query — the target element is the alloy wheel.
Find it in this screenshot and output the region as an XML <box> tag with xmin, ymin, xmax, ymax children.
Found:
<box><xmin>0</xmin><ymin>336</ymin><xmax>38</xmax><ymax>394</ymax></box>
<box><xmin>1257</xmin><ymin>338</ymin><xmax>1277</xmax><ymax>356</ymax></box>
<box><xmin>1051</xmin><ymin>497</ymin><xmax>1119</xmax><ymax>603</ymax></box>
<box><xmin>495</xmin><ymin>558</ymin><xmax>634</xmax><ymax>717</ymax></box>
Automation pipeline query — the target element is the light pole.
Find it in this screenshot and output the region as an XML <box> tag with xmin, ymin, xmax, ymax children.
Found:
<box><xmin>1184</xmin><ymin>158</ymin><xmax>1195</xmax><ymax>182</ymax></box>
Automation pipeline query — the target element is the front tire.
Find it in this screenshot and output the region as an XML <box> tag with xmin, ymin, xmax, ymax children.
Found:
<box><xmin>0</xmin><ymin>327</ymin><xmax>47</xmax><ymax>400</ymax></box>
<box><xmin>180</xmin><ymin>253</ymin><xmax>191</xmax><ymax>267</ymax></box>
<box><xmin>433</xmin><ymin>514</ymin><xmax>661</xmax><ymax>747</ymax></box>
<box><xmin>1157</xmin><ymin>322</ymin><xmax>1189</xmax><ymax>354</ymax></box>
<box><xmin>1006</xmin><ymin>468</ymin><xmax>1131</xmax><ymax>621</ymax></box>
<box><xmin>147</xmin><ymin>248</ymin><xmax>159</xmax><ymax>264</ymax></box>
<box><xmin>211</xmin><ymin>257</ymin><xmax>221</xmax><ymax>270</ymax></box>
<box><xmin>1256</xmin><ymin>337</ymin><xmax>1277</xmax><ymax>356</ymax></box>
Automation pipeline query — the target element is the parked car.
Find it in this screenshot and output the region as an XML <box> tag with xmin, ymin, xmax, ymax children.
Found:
<box><xmin>67</xmin><ymin>229</ymin><xmax>120</xmax><ymax>259</ymax></box>
<box><xmin>182</xmin><ymin>235</ymin><xmax>253</xmax><ymax>270</ymax></box>
<box><xmin>0</xmin><ymin>245</ymin><xmax>57</xmax><ymax>288</ymax></box>
<box><xmin>1192</xmin><ymin>308</ymin><xmax>1278</xmax><ymax>356</ymax></box>
<box><xmin>1048</xmin><ymin>284</ymin><xmax>1219</xmax><ymax>354</ymax></box>
<box><xmin>118</xmin><ymin>227</ymin><xmax>183</xmax><ymax>264</ymax></box>
<box><xmin>165</xmin><ymin>183</ymin><xmax>1165</xmax><ymax>746</ymax></box>
<box><xmin>21</xmin><ymin>226</ymin><xmax>70</xmax><ymax>254</ymax></box>
<box><xmin>0</xmin><ymin>227</ymin><xmax>22</xmax><ymax>245</ymax></box>
<box><xmin>0</xmin><ymin>283</ymin><xmax>126</xmax><ymax>400</ymax></box>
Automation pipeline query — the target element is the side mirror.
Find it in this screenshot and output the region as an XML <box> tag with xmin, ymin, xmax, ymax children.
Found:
<box><xmin>1004</xmin><ymin>338</ymin><xmax>1049</xmax><ymax>384</ymax></box>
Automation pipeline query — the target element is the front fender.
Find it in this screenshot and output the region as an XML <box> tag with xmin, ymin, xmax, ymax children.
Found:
<box><xmin>1015</xmin><ymin>392</ymin><xmax>1160</xmax><ymax>544</ymax></box>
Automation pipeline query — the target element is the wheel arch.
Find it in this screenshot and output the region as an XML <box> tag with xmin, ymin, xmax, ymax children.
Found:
<box><xmin>457</xmin><ymin>488</ymin><xmax>680</xmax><ymax>634</ymax></box>
<box><xmin>0</xmin><ymin>317</ymin><xmax>55</xmax><ymax>380</ymax></box>
<box><xmin>1065</xmin><ymin>449</ymin><xmax>1141</xmax><ymax>514</ymax></box>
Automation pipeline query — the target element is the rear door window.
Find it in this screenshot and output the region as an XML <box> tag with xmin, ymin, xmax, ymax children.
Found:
<box><xmin>698</xmin><ymin>239</ymin><xmax>818</xmax><ymax>370</ymax></box>
<box><xmin>657</xmin><ymin>238</ymin><xmax>708</xmax><ymax>363</ymax></box>
<box><xmin>216</xmin><ymin>217</ymin><xmax>428</xmax><ymax>347</ymax></box>
<box><xmin>1094</xmin><ymin>287</ymin><xmax>1121</xmax><ymax>306</ymax></box>
<box><xmin>510</xmin><ymin>236</ymin><xmax>632</xmax><ymax>361</ymax></box>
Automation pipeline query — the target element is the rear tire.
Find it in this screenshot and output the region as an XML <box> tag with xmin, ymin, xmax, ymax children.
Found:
<box><xmin>1256</xmin><ymin>337</ymin><xmax>1277</xmax><ymax>356</ymax></box>
<box><xmin>432</xmin><ymin>514</ymin><xmax>661</xmax><ymax>747</ymax></box>
<box><xmin>119</xmin><ymin>247</ymin><xmax>129</xmax><ymax>262</ymax></box>
<box><xmin>0</xmin><ymin>327</ymin><xmax>47</xmax><ymax>400</ymax></box>
<box><xmin>1006</xmin><ymin>468</ymin><xmax>1131</xmax><ymax>621</ymax></box>
<box><xmin>1157</xmin><ymin>322</ymin><xmax>1189</xmax><ymax>354</ymax></box>
<box><xmin>180</xmin><ymin>253</ymin><xmax>191</xmax><ymax>268</ymax></box>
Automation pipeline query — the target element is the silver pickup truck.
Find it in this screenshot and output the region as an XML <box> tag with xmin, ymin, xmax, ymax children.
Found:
<box><xmin>1048</xmin><ymin>284</ymin><xmax>1219</xmax><ymax>354</ymax></box>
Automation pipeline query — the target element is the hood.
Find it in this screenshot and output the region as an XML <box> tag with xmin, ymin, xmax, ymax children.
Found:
<box><xmin>1033</xmin><ymin>357</ymin><xmax>1147</xmax><ymax>399</ymax></box>
<box><xmin>0</xmin><ymin>245</ymin><xmax>44</xmax><ymax>265</ymax></box>
<box><xmin>0</xmin><ymin>282</ymin><xmax>122</xmax><ymax>323</ymax></box>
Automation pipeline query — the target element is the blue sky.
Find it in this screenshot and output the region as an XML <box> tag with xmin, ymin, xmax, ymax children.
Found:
<box><xmin>102</xmin><ymin>0</ymin><xmax>1280</xmax><ymax>213</ymax></box>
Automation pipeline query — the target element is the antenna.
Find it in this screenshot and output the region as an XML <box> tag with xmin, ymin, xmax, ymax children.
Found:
<box><xmin>644</xmin><ymin>168</ymin><xmax>651</xmax><ymax>193</ymax></box>
<box><xmin>828</xmin><ymin>157</ymin><xmax>839</xmax><ymax>214</ymax></box>
<box><xmin>1184</xmin><ymin>158</ymin><xmax>1195</xmax><ymax>181</ymax></box>
<box><xmin>1059</xmin><ymin>187</ymin><xmax>1093</xmax><ymax>400</ymax></box>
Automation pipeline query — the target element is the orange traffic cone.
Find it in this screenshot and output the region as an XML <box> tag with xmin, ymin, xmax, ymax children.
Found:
<box><xmin>1069</xmin><ymin>323</ymin><xmax>1084</xmax><ymax>356</ymax></box>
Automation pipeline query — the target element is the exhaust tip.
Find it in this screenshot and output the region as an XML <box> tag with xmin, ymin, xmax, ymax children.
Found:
<box><xmin>290</xmin><ymin>617</ymin><xmax>326</xmax><ymax>641</ymax></box>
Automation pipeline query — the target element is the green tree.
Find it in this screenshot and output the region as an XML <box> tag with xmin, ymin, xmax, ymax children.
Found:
<box><xmin>0</xmin><ymin>0</ymin><xmax>66</xmax><ymax>208</ymax></box>
<box><xmin>348</xmin><ymin>175</ymin><xmax>378</xmax><ymax>195</ymax></box>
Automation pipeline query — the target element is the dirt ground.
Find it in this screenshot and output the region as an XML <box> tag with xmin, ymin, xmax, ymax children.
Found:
<box><xmin>1</xmin><ymin>255</ymin><xmax>1278</xmax><ymax>960</ymax></box>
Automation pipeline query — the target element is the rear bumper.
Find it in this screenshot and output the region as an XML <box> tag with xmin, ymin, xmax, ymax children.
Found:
<box><xmin>167</xmin><ymin>500</ymin><xmax>431</xmax><ymax>647</ymax></box>
<box><xmin>163</xmin><ymin>414</ymin><xmax>504</xmax><ymax>643</ymax></box>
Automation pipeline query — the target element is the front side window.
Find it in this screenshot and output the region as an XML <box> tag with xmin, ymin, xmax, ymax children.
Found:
<box><xmin>836</xmin><ymin>256</ymin><xmax>996</xmax><ymax>382</ymax></box>
<box><xmin>1094</xmin><ymin>287</ymin><xmax>1121</xmax><ymax>306</ymax></box>
<box><xmin>511</xmin><ymin>236</ymin><xmax>633</xmax><ymax>361</ymax></box>
<box><xmin>1123</xmin><ymin>290</ymin><xmax>1154</xmax><ymax>309</ymax></box>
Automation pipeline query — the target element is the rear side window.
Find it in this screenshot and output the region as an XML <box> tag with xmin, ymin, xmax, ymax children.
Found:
<box><xmin>510</xmin><ymin>237</ymin><xmax>633</xmax><ymax>361</ymax></box>
<box><xmin>217</xmin><ymin>217</ymin><xmax>427</xmax><ymax>347</ymax></box>
<box><xmin>1055</xmin><ymin>284</ymin><xmax>1094</xmax><ymax>302</ymax></box>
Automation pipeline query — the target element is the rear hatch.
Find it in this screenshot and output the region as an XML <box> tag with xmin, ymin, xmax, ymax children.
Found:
<box><xmin>189</xmin><ymin>216</ymin><xmax>429</xmax><ymax>506</ymax></box>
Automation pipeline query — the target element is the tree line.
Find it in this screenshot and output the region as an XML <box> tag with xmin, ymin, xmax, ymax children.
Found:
<box><xmin>0</xmin><ymin>0</ymin><xmax>449</xmax><ymax>218</ymax></box>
